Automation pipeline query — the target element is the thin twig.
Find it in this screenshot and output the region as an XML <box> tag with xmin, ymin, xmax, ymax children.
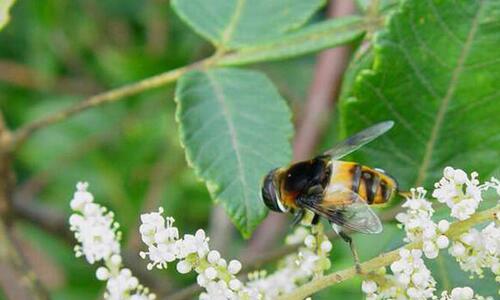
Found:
<box><xmin>0</xmin><ymin>111</ymin><xmax>14</xmax><ymax>219</ymax></box>
<box><xmin>0</xmin><ymin>113</ymin><xmax>48</xmax><ymax>300</ymax></box>
<box><xmin>0</xmin><ymin>217</ymin><xmax>49</xmax><ymax>300</ymax></box>
<box><xmin>242</xmin><ymin>0</ymin><xmax>357</xmax><ymax>260</ymax></box>
<box><xmin>10</xmin><ymin>59</ymin><xmax>209</xmax><ymax>150</ymax></box>
<box><xmin>278</xmin><ymin>206</ymin><xmax>499</xmax><ymax>300</ymax></box>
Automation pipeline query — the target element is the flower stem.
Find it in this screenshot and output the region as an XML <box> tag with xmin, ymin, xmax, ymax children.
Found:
<box><xmin>278</xmin><ymin>206</ymin><xmax>499</xmax><ymax>300</ymax></box>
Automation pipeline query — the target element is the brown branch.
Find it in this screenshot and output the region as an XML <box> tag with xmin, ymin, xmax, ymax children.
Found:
<box><xmin>0</xmin><ymin>112</ymin><xmax>49</xmax><ymax>299</ymax></box>
<box><xmin>0</xmin><ymin>219</ymin><xmax>50</xmax><ymax>300</ymax></box>
<box><xmin>0</xmin><ymin>112</ymin><xmax>14</xmax><ymax>218</ymax></box>
<box><xmin>242</xmin><ymin>0</ymin><xmax>357</xmax><ymax>260</ymax></box>
<box><xmin>10</xmin><ymin>59</ymin><xmax>209</xmax><ymax>150</ymax></box>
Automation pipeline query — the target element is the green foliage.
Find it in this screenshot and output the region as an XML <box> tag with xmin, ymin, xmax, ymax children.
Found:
<box><xmin>1</xmin><ymin>0</ymin><xmax>499</xmax><ymax>298</ymax></box>
<box><xmin>171</xmin><ymin>0</ymin><xmax>325</xmax><ymax>49</ymax></box>
<box><xmin>0</xmin><ymin>0</ymin><xmax>15</xmax><ymax>30</ymax></box>
<box><xmin>339</xmin><ymin>0</ymin><xmax>500</xmax><ymax>291</ymax></box>
<box><xmin>218</xmin><ymin>16</ymin><xmax>366</xmax><ymax>66</ymax></box>
<box><xmin>341</xmin><ymin>0</ymin><xmax>500</xmax><ymax>190</ymax></box>
<box><xmin>175</xmin><ymin>68</ymin><xmax>293</xmax><ymax>237</ymax></box>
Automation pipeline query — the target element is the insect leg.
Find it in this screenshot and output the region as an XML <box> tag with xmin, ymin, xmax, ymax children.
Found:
<box><xmin>338</xmin><ymin>231</ymin><xmax>362</xmax><ymax>274</ymax></box>
<box><xmin>311</xmin><ymin>213</ymin><xmax>320</xmax><ymax>225</ymax></box>
<box><xmin>291</xmin><ymin>209</ymin><xmax>305</xmax><ymax>227</ymax></box>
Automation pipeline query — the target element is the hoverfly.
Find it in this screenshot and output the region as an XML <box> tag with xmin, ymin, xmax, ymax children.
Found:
<box><xmin>261</xmin><ymin>121</ymin><xmax>398</xmax><ymax>273</ymax></box>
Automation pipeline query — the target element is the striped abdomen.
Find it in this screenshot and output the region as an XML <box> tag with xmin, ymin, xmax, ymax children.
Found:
<box><xmin>329</xmin><ymin>161</ymin><xmax>398</xmax><ymax>205</ymax></box>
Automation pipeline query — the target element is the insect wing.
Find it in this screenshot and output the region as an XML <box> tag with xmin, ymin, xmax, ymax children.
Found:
<box><xmin>304</xmin><ymin>186</ymin><xmax>383</xmax><ymax>234</ymax></box>
<box><xmin>325</xmin><ymin>121</ymin><xmax>394</xmax><ymax>159</ymax></box>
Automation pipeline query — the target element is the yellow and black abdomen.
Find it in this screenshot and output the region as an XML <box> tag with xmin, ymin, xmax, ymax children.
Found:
<box><xmin>329</xmin><ymin>161</ymin><xmax>398</xmax><ymax>205</ymax></box>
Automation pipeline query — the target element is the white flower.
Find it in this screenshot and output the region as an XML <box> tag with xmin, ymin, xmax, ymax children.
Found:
<box><xmin>450</xmin><ymin>287</ymin><xmax>474</xmax><ymax>300</ymax></box>
<box><xmin>176</xmin><ymin>260</ymin><xmax>192</xmax><ymax>274</ymax></box>
<box><xmin>69</xmin><ymin>182</ymin><xmax>154</xmax><ymax>300</ymax></box>
<box><xmin>285</xmin><ymin>227</ymin><xmax>309</xmax><ymax>245</ymax></box>
<box><xmin>362</xmin><ymin>280</ymin><xmax>377</xmax><ymax>294</ymax></box>
<box><xmin>182</xmin><ymin>229</ymin><xmax>210</xmax><ymax>258</ymax></box>
<box><xmin>204</xmin><ymin>267</ymin><xmax>218</xmax><ymax>280</ymax></box>
<box><xmin>228</xmin><ymin>260</ymin><xmax>242</xmax><ymax>275</ymax></box>
<box><xmin>208</xmin><ymin>250</ymin><xmax>221</xmax><ymax>264</ymax></box>
<box><xmin>449</xmin><ymin>222</ymin><xmax>499</xmax><ymax>279</ymax></box>
<box><xmin>69</xmin><ymin>183</ymin><xmax>120</xmax><ymax>264</ymax></box>
<box><xmin>243</xmin><ymin>225</ymin><xmax>333</xmax><ymax>299</ymax></box>
<box><xmin>139</xmin><ymin>210</ymin><xmax>182</xmax><ymax>270</ymax></box>
<box><xmin>138</xmin><ymin>208</ymin><xmax>253</xmax><ymax>299</ymax></box>
<box><xmin>304</xmin><ymin>235</ymin><xmax>316</xmax><ymax>249</ymax></box>
<box><xmin>96</xmin><ymin>267</ymin><xmax>111</xmax><ymax>281</ymax></box>
<box><xmin>199</xmin><ymin>281</ymin><xmax>236</xmax><ymax>300</ymax></box>
<box><xmin>105</xmin><ymin>268</ymin><xmax>138</xmax><ymax>300</ymax></box>
<box><xmin>229</xmin><ymin>279</ymin><xmax>242</xmax><ymax>291</ymax></box>
<box><xmin>439</xmin><ymin>286</ymin><xmax>493</xmax><ymax>300</ymax></box>
<box><xmin>387</xmin><ymin>249</ymin><xmax>436</xmax><ymax>299</ymax></box>
<box><xmin>432</xmin><ymin>167</ymin><xmax>482</xmax><ymax>220</ymax></box>
<box><xmin>396</xmin><ymin>188</ymin><xmax>449</xmax><ymax>259</ymax></box>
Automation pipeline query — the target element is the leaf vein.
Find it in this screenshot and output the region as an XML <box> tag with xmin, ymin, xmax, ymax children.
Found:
<box><xmin>415</xmin><ymin>0</ymin><xmax>485</xmax><ymax>185</ymax></box>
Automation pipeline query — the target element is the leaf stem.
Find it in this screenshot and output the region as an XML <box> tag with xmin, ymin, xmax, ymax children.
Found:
<box><xmin>278</xmin><ymin>206</ymin><xmax>499</xmax><ymax>300</ymax></box>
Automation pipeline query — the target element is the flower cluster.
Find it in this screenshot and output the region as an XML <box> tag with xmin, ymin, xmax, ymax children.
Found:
<box><xmin>449</xmin><ymin>221</ymin><xmax>500</xmax><ymax>279</ymax></box>
<box><xmin>67</xmin><ymin>165</ymin><xmax>498</xmax><ymax>300</ymax></box>
<box><xmin>432</xmin><ymin>167</ymin><xmax>483</xmax><ymax>220</ymax></box>
<box><xmin>244</xmin><ymin>225</ymin><xmax>332</xmax><ymax>298</ymax></box>
<box><xmin>362</xmin><ymin>167</ymin><xmax>499</xmax><ymax>299</ymax></box>
<box><xmin>139</xmin><ymin>207</ymin><xmax>244</xmax><ymax>299</ymax></box>
<box><xmin>396</xmin><ymin>187</ymin><xmax>450</xmax><ymax>258</ymax></box>
<box><xmin>435</xmin><ymin>169</ymin><xmax>500</xmax><ymax>281</ymax></box>
<box><xmin>139</xmin><ymin>208</ymin><xmax>332</xmax><ymax>299</ymax></box>
<box><xmin>362</xmin><ymin>249</ymin><xmax>436</xmax><ymax>300</ymax></box>
<box><xmin>69</xmin><ymin>182</ymin><xmax>155</xmax><ymax>300</ymax></box>
<box><xmin>438</xmin><ymin>287</ymin><xmax>493</xmax><ymax>300</ymax></box>
<box><xmin>390</xmin><ymin>249</ymin><xmax>436</xmax><ymax>298</ymax></box>
<box><xmin>69</xmin><ymin>182</ymin><xmax>120</xmax><ymax>264</ymax></box>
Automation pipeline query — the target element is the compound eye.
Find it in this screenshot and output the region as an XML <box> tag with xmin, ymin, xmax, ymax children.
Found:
<box><xmin>261</xmin><ymin>169</ymin><xmax>282</xmax><ymax>213</ymax></box>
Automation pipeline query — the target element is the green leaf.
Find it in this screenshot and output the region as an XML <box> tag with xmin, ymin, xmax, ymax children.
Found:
<box><xmin>355</xmin><ymin>0</ymin><xmax>400</xmax><ymax>13</ymax></box>
<box><xmin>0</xmin><ymin>0</ymin><xmax>15</xmax><ymax>31</ymax></box>
<box><xmin>218</xmin><ymin>16</ymin><xmax>366</xmax><ymax>66</ymax></box>
<box><xmin>171</xmin><ymin>0</ymin><xmax>325</xmax><ymax>49</ymax></box>
<box><xmin>175</xmin><ymin>68</ymin><xmax>293</xmax><ymax>237</ymax></box>
<box><xmin>340</xmin><ymin>0</ymin><xmax>500</xmax><ymax>190</ymax></box>
<box><xmin>338</xmin><ymin>43</ymin><xmax>375</xmax><ymax>104</ymax></box>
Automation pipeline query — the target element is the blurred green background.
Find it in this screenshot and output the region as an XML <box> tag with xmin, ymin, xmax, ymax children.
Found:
<box><xmin>0</xmin><ymin>0</ymin><xmax>497</xmax><ymax>299</ymax></box>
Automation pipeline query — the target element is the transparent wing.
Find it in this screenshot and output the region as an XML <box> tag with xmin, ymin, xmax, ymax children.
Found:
<box><xmin>303</xmin><ymin>186</ymin><xmax>383</xmax><ymax>234</ymax></box>
<box><xmin>324</xmin><ymin>121</ymin><xmax>394</xmax><ymax>159</ymax></box>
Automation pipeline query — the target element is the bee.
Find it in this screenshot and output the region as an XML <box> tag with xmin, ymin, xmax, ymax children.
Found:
<box><xmin>261</xmin><ymin>121</ymin><xmax>398</xmax><ymax>273</ymax></box>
